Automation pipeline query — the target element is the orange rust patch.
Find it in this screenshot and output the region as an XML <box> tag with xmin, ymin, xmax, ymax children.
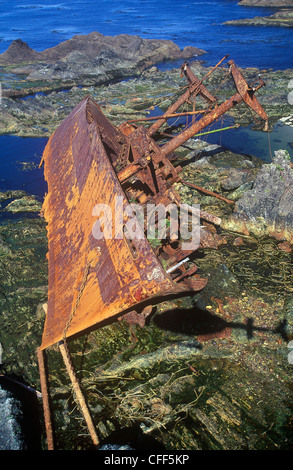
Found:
<box><xmin>40</xmin><ymin>98</ymin><xmax>207</xmax><ymax>349</ymax></box>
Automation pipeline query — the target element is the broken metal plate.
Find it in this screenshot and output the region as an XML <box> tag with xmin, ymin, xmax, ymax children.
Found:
<box><xmin>40</xmin><ymin>97</ymin><xmax>207</xmax><ymax>350</ymax></box>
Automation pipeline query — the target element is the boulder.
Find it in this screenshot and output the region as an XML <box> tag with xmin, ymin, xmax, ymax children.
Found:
<box><xmin>222</xmin><ymin>150</ymin><xmax>293</xmax><ymax>243</ymax></box>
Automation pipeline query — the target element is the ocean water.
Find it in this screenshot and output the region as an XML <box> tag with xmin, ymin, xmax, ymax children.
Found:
<box><xmin>0</xmin><ymin>135</ymin><xmax>48</xmax><ymax>198</ymax></box>
<box><xmin>0</xmin><ymin>0</ymin><xmax>292</xmax><ymax>69</ymax></box>
<box><xmin>0</xmin><ymin>385</ymin><xmax>24</xmax><ymax>450</ymax></box>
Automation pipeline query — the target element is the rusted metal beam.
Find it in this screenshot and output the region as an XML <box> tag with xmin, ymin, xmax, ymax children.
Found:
<box><xmin>160</xmin><ymin>90</ymin><xmax>243</xmax><ymax>157</ymax></box>
<box><xmin>228</xmin><ymin>59</ymin><xmax>268</xmax><ymax>130</ymax></box>
<box><xmin>180</xmin><ymin>180</ymin><xmax>235</xmax><ymax>205</ymax></box>
<box><xmin>160</xmin><ymin>59</ymin><xmax>268</xmax><ymax>158</ymax></box>
<box><xmin>126</xmin><ymin>109</ymin><xmax>207</xmax><ymax>123</ymax></box>
<box><xmin>148</xmin><ymin>54</ymin><xmax>228</xmax><ymax>136</ymax></box>
<box><xmin>199</xmin><ymin>210</ymin><xmax>222</xmax><ymax>226</ymax></box>
<box><xmin>59</xmin><ymin>341</ymin><xmax>99</xmax><ymax>447</ymax></box>
<box><xmin>180</xmin><ymin>61</ymin><xmax>218</xmax><ymax>104</ymax></box>
<box><xmin>148</xmin><ymin>58</ymin><xmax>268</xmax><ymax>156</ymax></box>
<box><xmin>37</xmin><ymin>347</ymin><xmax>54</xmax><ymax>450</ymax></box>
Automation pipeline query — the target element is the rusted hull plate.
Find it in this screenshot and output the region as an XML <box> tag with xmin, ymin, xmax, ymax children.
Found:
<box><xmin>41</xmin><ymin>98</ymin><xmax>205</xmax><ymax>350</ymax></box>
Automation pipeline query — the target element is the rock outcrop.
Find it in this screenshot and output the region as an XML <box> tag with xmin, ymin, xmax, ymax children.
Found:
<box><xmin>238</xmin><ymin>0</ymin><xmax>293</xmax><ymax>6</ymax></box>
<box><xmin>224</xmin><ymin>9</ymin><xmax>293</xmax><ymax>27</ymax></box>
<box><xmin>222</xmin><ymin>150</ymin><xmax>293</xmax><ymax>243</ymax></box>
<box><xmin>0</xmin><ymin>32</ymin><xmax>205</xmax><ymax>85</ymax></box>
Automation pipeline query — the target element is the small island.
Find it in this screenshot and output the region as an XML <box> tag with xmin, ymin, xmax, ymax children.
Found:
<box><xmin>225</xmin><ymin>0</ymin><xmax>293</xmax><ymax>28</ymax></box>
<box><xmin>225</xmin><ymin>8</ymin><xmax>293</xmax><ymax>27</ymax></box>
<box><xmin>238</xmin><ymin>0</ymin><xmax>293</xmax><ymax>6</ymax></box>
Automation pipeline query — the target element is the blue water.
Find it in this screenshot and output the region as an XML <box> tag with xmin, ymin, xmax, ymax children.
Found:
<box><xmin>0</xmin><ymin>136</ymin><xmax>48</xmax><ymax>198</ymax></box>
<box><xmin>0</xmin><ymin>0</ymin><xmax>292</xmax><ymax>70</ymax></box>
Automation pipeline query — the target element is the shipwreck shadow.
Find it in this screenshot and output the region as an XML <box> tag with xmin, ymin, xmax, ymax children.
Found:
<box><xmin>151</xmin><ymin>304</ymin><xmax>288</xmax><ymax>342</ymax></box>
<box><xmin>152</xmin><ymin>305</ymin><xmax>228</xmax><ymax>337</ymax></box>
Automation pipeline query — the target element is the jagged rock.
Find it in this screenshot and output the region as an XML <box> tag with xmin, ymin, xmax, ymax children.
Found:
<box><xmin>0</xmin><ymin>39</ymin><xmax>39</xmax><ymax>63</ymax></box>
<box><xmin>0</xmin><ymin>32</ymin><xmax>205</xmax><ymax>84</ymax></box>
<box><xmin>220</xmin><ymin>168</ymin><xmax>254</xmax><ymax>190</ymax></box>
<box><xmin>198</xmin><ymin>264</ymin><xmax>243</xmax><ymax>305</ymax></box>
<box><xmin>4</xmin><ymin>196</ymin><xmax>42</xmax><ymax>213</ymax></box>
<box><xmin>284</xmin><ymin>296</ymin><xmax>293</xmax><ymax>338</ymax></box>
<box><xmin>222</xmin><ymin>150</ymin><xmax>293</xmax><ymax>243</ymax></box>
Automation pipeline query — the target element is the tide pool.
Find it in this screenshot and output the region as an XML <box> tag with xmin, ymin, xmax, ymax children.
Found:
<box><xmin>0</xmin><ymin>135</ymin><xmax>47</xmax><ymax>198</ymax></box>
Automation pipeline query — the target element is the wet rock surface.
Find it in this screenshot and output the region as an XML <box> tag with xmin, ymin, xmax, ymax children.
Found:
<box><xmin>0</xmin><ymin>32</ymin><xmax>204</xmax><ymax>99</ymax></box>
<box><xmin>0</xmin><ymin>59</ymin><xmax>292</xmax><ymax>137</ymax></box>
<box><xmin>238</xmin><ymin>0</ymin><xmax>293</xmax><ymax>6</ymax></box>
<box><xmin>0</xmin><ymin>33</ymin><xmax>204</xmax><ymax>68</ymax></box>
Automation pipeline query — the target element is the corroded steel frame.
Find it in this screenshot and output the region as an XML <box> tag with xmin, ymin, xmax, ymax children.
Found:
<box><xmin>40</xmin><ymin>57</ymin><xmax>268</xmax><ymax>350</ymax></box>
<box><xmin>40</xmin><ymin>98</ymin><xmax>206</xmax><ymax>350</ymax></box>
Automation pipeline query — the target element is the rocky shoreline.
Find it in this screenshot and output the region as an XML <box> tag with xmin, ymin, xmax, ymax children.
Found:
<box><xmin>226</xmin><ymin>0</ymin><xmax>293</xmax><ymax>27</ymax></box>
<box><xmin>0</xmin><ymin>32</ymin><xmax>205</xmax><ymax>99</ymax></box>
<box><xmin>237</xmin><ymin>0</ymin><xmax>293</xmax><ymax>6</ymax></box>
<box><xmin>0</xmin><ymin>59</ymin><xmax>292</xmax><ymax>138</ymax></box>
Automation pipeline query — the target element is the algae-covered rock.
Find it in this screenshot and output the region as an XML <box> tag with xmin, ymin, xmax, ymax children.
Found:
<box><xmin>0</xmin><ymin>194</ymin><xmax>48</xmax><ymax>384</ymax></box>
<box><xmin>4</xmin><ymin>196</ymin><xmax>42</xmax><ymax>213</ymax></box>
<box><xmin>224</xmin><ymin>9</ymin><xmax>293</xmax><ymax>28</ymax></box>
<box><xmin>284</xmin><ymin>295</ymin><xmax>293</xmax><ymax>339</ymax></box>
<box><xmin>222</xmin><ymin>150</ymin><xmax>293</xmax><ymax>243</ymax></box>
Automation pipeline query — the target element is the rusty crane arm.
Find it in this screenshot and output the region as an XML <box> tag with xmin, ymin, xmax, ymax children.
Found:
<box><xmin>149</xmin><ymin>59</ymin><xmax>268</xmax><ymax>157</ymax></box>
<box><xmin>147</xmin><ymin>55</ymin><xmax>228</xmax><ymax>137</ymax></box>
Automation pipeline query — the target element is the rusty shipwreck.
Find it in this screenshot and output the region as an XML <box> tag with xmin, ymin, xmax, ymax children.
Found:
<box><xmin>37</xmin><ymin>57</ymin><xmax>269</xmax><ymax>449</ymax></box>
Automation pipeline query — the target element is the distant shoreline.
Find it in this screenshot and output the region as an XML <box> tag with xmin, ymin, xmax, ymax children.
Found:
<box><xmin>224</xmin><ymin>8</ymin><xmax>293</xmax><ymax>28</ymax></box>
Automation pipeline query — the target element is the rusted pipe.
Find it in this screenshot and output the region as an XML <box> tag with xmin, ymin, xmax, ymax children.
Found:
<box><xmin>37</xmin><ymin>347</ymin><xmax>55</xmax><ymax>450</ymax></box>
<box><xmin>160</xmin><ymin>91</ymin><xmax>243</xmax><ymax>157</ymax></box>
<box><xmin>180</xmin><ymin>179</ymin><xmax>235</xmax><ymax>205</ymax></box>
<box><xmin>148</xmin><ymin>55</ymin><xmax>228</xmax><ymax>136</ymax></box>
<box><xmin>199</xmin><ymin>210</ymin><xmax>222</xmax><ymax>225</ymax></box>
<box><xmin>59</xmin><ymin>341</ymin><xmax>100</xmax><ymax>447</ymax></box>
<box><xmin>127</xmin><ymin>109</ymin><xmax>206</xmax><ymax>123</ymax></box>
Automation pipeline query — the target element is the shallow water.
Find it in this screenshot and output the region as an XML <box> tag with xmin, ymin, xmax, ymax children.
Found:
<box><xmin>0</xmin><ymin>135</ymin><xmax>47</xmax><ymax>198</ymax></box>
<box><xmin>0</xmin><ymin>119</ymin><xmax>292</xmax><ymax>201</ymax></box>
<box><xmin>198</xmin><ymin>119</ymin><xmax>293</xmax><ymax>163</ymax></box>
